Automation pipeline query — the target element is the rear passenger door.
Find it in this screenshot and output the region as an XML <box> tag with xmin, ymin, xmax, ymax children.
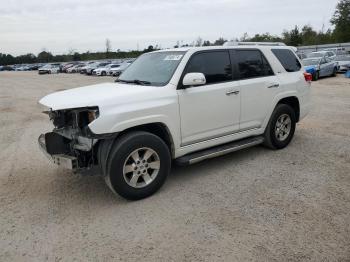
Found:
<box><xmin>232</xmin><ymin>49</ymin><xmax>279</xmax><ymax>131</ymax></box>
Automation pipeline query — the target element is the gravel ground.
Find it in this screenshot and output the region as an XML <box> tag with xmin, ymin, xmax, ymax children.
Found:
<box><xmin>0</xmin><ymin>71</ymin><xmax>349</xmax><ymax>262</ymax></box>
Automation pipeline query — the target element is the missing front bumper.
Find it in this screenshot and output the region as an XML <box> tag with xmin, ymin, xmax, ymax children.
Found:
<box><xmin>38</xmin><ymin>134</ymin><xmax>78</xmax><ymax>170</ymax></box>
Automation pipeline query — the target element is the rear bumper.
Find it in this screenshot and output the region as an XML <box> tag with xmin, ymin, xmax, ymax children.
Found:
<box><xmin>38</xmin><ymin>134</ymin><xmax>78</xmax><ymax>170</ymax></box>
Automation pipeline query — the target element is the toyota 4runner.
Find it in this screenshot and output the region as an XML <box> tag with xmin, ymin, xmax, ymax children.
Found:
<box><xmin>38</xmin><ymin>45</ymin><xmax>311</xmax><ymax>200</ymax></box>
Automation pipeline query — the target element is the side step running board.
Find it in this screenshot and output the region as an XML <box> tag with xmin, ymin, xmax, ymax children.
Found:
<box><xmin>175</xmin><ymin>136</ymin><xmax>264</xmax><ymax>166</ymax></box>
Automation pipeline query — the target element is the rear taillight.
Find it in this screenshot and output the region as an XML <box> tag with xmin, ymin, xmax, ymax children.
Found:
<box><xmin>303</xmin><ymin>72</ymin><xmax>312</xmax><ymax>83</ymax></box>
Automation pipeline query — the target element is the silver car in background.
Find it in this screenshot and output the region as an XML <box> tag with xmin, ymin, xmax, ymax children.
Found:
<box><xmin>334</xmin><ymin>55</ymin><xmax>350</xmax><ymax>73</ymax></box>
<box><xmin>302</xmin><ymin>57</ymin><xmax>338</xmax><ymax>80</ymax></box>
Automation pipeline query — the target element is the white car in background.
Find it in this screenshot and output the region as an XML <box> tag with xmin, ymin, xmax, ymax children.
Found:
<box><xmin>109</xmin><ymin>61</ymin><xmax>132</xmax><ymax>76</ymax></box>
<box><xmin>67</xmin><ymin>64</ymin><xmax>85</xmax><ymax>73</ymax></box>
<box><xmin>334</xmin><ymin>55</ymin><xmax>350</xmax><ymax>73</ymax></box>
<box><xmin>38</xmin><ymin>64</ymin><xmax>60</xmax><ymax>74</ymax></box>
<box><xmin>307</xmin><ymin>51</ymin><xmax>336</xmax><ymax>60</ymax></box>
<box><xmin>93</xmin><ymin>64</ymin><xmax>120</xmax><ymax>76</ymax></box>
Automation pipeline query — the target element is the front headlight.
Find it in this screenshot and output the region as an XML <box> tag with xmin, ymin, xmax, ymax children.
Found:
<box><xmin>47</xmin><ymin>107</ymin><xmax>99</xmax><ymax>129</ymax></box>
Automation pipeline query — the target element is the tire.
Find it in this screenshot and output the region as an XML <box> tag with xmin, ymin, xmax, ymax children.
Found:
<box><xmin>263</xmin><ymin>104</ymin><xmax>296</xmax><ymax>150</ymax></box>
<box><xmin>101</xmin><ymin>71</ymin><xmax>106</xmax><ymax>76</ymax></box>
<box><xmin>104</xmin><ymin>131</ymin><xmax>171</xmax><ymax>200</ymax></box>
<box><xmin>312</xmin><ymin>71</ymin><xmax>319</xmax><ymax>81</ymax></box>
<box><xmin>332</xmin><ymin>67</ymin><xmax>337</xmax><ymax>77</ymax></box>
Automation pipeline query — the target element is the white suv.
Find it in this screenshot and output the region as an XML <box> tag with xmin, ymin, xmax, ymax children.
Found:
<box><xmin>38</xmin><ymin>45</ymin><xmax>311</xmax><ymax>200</ymax></box>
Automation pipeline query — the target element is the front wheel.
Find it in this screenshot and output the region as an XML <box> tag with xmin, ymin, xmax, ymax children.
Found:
<box><xmin>332</xmin><ymin>67</ymin><xmax>337</xmax><ymax>77</ymax></box>
<box><xmin>104</xmin><ymin>131</ymin><xmax>171</xmax><ymax>200</ymax></box>
<box><xmin>312</xmin><ymin>71</ymin><xmax>319</xmax><ymax>81</ymax></box>
<box><xmin>263</xmin><ymin>104</ymin><xmax>296</xmax><ymax>150</ymax></box>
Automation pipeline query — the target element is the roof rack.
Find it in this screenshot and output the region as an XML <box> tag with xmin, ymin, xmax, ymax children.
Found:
<box><xmin>223</xmin><ymin>41</ymin><xmax>286</xmax><ymax>47</ymax></box>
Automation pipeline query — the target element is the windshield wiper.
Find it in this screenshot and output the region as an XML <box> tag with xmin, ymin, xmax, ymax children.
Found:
<box><xmin>115</xmin><ymin>79</ymin><xmax>151</xmax><ymax>85</ymax></box>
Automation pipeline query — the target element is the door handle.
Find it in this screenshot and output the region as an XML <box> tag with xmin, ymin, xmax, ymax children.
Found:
<box><xmin>226</xmin><ymin>90</ymin><xmax>239</xmax><ymax>96</ymax></box>
<box><xmin>267</xmin><ymin>83</ymin><xmax>280</xmax><ymax>88</ymax></box>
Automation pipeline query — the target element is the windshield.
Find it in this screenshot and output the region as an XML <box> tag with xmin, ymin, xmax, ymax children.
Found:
<box><xmin>307</xmin><ymin>52</ymin><xmax>324</xmax><ymax>58</ymax></box>
<box><xmin>119</xmin><ymin>51</ymin><xmax>186</xmax><ymax>86</ymax></box>
<box><xmin>302</xmin><ymin>59</ymin><xmax>320</xmax><ymax>66</ymax></box>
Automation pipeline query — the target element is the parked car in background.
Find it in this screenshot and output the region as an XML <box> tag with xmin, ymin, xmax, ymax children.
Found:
<box><xmin>334</xmin><ymin>55</ymin><xmax>350</xmax><ymax>73</ymax></box>
<box><xmin>15</xmin><ymin>65</ymin><xmax>30</xmax><ymax>71</ymax></box>
<box><xmin>296</xmin><ymin>52</ymin><xmax>307</xmax><ymax>60</ymax></box>
<box><xmin>110</xmin><ymin>61</ymin><xmax>132</xmax><ymax>76</ymax></box>
<box><xmin>62</xmin><ymin>63</ymin><xmax>76</xmax><ymax>73</ymax></box>
<box><xmin>67</xmin><ymin>64</ymin><xmax>85</xmax><ymax>73</ymax></box>
<box><xmin>86</xmin><ymin>62</ymin><xmax>110</xmax><ymax>75</ymax></box>
<box><xmin>0</xmin><ymin>65</ymin><xmax>14</xmax><ymax>71</ymax></box>
<box><xmin>323</xmin><ymin>47</ymin><xmax>347</xmax><ymax>55</ymax></box>
<box><xmin>38</xmin><ymin>64</ymin><xmax>61</xmax><ymax>74</ymax></box>
<box><xmin>28</xmin><ymin>64</ymin><xmax>40</xmax><ymax>70</ymax></box>
<box><xmin>302</xmin><ymin>57</ymin><xmax>338</xmax><ymax>80</ymax></box>
<box><xmin>92</xmin><ymin>63</ymin><xmax>120</xmax><ymax>76</ymax></box>
<box><xmin>307</xmin><ymin>51</ymin><xmax>336</xmax><ymax>60</ymax></box>
<box><xmin>79</xmin><ymin>62</ymin><xmax>96</xmax><ymax>74</ymax></box>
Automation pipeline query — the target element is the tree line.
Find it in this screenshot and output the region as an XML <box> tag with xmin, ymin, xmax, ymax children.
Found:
<box><xmin>1</xmin><ymin>0</ymin><xmax>349</xmax><ymax>66</ymax></box>
<box><xmin>192</xmin><ymin>0</ymin><xmax>350</xmax><ymax>47</ymax></box>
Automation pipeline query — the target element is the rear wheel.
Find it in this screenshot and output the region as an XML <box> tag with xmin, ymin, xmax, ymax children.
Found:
<box><xmin>263</xmin><ymin>104</ymin><xmax>296</xmax><ymax>150</ymax></box>
<box><xmin>312</xmin><ymin>71</ymin><xmax>319</xmax><ymax>81</ymax></box>
<box><xmin>104</xmin><ymin>131</ymin><xmax>171</xmax><ymax>200</ymax></box>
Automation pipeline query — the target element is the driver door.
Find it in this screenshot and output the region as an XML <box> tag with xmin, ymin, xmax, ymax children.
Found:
<box><xmin>319</xmin><ymin>57</ymin><xmax>329</xmax><ymax>77</ymax></box>
<box><xmin>177</xmin><ymin>50</ymin><xmax>240</xmax><ymax>146</ymax></box>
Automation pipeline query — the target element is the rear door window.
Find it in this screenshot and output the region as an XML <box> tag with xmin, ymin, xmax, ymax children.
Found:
<box><xmin>236</xmin><ymin>50</ymin><xmax>274</xmax><ymax>79</ymax></box>
<box><xmin>271</xmin><ymin>49</ymin><xmax>302</xmax><ymax>72</ymax></box>
<box><xmin>184</xmin><ymin>51</ymin><xmax>232</xmax><ymax>85</ymax></box>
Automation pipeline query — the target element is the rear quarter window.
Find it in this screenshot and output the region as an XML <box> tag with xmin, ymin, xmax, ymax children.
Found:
<box><xmin>271</xmin><ymin>49</ymin><xmax>302</xmax><ymax>72</ymax></box>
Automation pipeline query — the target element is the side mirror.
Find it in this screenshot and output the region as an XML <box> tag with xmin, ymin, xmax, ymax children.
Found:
<box><xmin>182</xmin><ymin>73</ymin><xmax>206</xmax><ymax>87</ymax></box>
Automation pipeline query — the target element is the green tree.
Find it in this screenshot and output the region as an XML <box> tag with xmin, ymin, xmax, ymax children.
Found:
<box><xmin>318</xmin><ymin>29</ymin><xmax>335</xmax><ymax>44</ymax></box>
<box><xmin>202</xmin><ymin>40</ymin><xmax>211</xmax><ymax>46</ymax></box>
<box><xmin>144</xmin><ymin>45</ymin><xmax>154</xmax><ymax>53</ymax></box>
<box><xmin>282</xmin><ymin>26</ymin><xmax>302</xmax><ymax>46</ymax></box>
<box><xmin>213</xmin><ymin>37</ymin><xmax>227</xmax><ymax>46</ymax></box>
<box><xmin>301</xmin><ymin>25</ymin><xmax>318</xmax><ymax>45</ymax></box>
<box><xmin>73</xmin><ymin>52</ymin><xmax>81</xmax><ymax>61</ymax></box>
<box><xmin>37</xmin><ymin>51</ymin><xmax>53</xmax><ymax>63</ymax></box>
<box><xmin>331</xmin><ymin>0</ymin><xmax>350</xmax><ymax>42</ymax></box>
<box><xmin>249</xmin><ymin>33</ymin><xmax>282</xmax><ymax>42</ymax></box>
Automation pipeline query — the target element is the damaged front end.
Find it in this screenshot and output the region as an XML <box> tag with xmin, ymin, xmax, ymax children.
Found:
<box><xmin>38</xmin><ymin>107</ymin><xmax>100</xmax><ymax>171</ymax></box>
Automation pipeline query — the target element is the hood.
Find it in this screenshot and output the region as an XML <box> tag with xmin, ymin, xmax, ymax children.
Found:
<box><xmin>39</xmin><ymin>82</ymin><xmax>160</xmax><ymax>111</ymax></box>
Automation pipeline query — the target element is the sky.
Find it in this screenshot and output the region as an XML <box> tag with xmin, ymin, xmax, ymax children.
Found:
<box><xmin>0</xmin><ymin>0</ymin><xmax>340</xmax><ymax>56</ymax></box>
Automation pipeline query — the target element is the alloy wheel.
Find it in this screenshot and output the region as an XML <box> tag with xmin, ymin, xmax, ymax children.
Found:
<box><xmin>275</xmin><ymin>114</ymin><xmax>292</xmax><ymax>141</ymax></box>
<box><xmin>122</xmin><ymin>147</ymin><xmax>160</xmax><ymax>188</ymax></box>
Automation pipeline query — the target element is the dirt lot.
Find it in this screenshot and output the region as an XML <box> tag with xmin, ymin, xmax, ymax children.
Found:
<box><xmin>0</xmin><ymin>71</ymin><xmax>349</xmax><ymax>261</ymax></box>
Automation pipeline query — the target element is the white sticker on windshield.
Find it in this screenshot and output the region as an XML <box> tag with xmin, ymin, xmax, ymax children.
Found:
<box><xmin>164</xmin><ymin>55</ymin><xmax>183</xmax><ymax>61</ymax></box>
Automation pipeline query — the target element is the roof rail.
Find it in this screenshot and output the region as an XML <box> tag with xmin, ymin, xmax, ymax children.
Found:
<box><xmin>223</xmin><ymin>41</ymin><xmax>287</xmax><ymax>47</ymax></box>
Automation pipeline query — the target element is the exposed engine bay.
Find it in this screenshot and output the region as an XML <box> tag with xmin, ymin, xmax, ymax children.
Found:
<box><xmin>42</xmin><ymin>107</ymin><xmax>100</xmax><ymax>170</ymax></box>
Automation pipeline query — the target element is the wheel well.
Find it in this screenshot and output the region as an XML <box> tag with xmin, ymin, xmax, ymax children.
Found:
<box><xmin>277</xmin><ymin>97</ymin><xmax>300</xmax><ymax>122</ymax></box>
<box><xmin>118</xmin><ymin>123</ymin><xmax>174</xmax><ymax>157</ymax></box>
